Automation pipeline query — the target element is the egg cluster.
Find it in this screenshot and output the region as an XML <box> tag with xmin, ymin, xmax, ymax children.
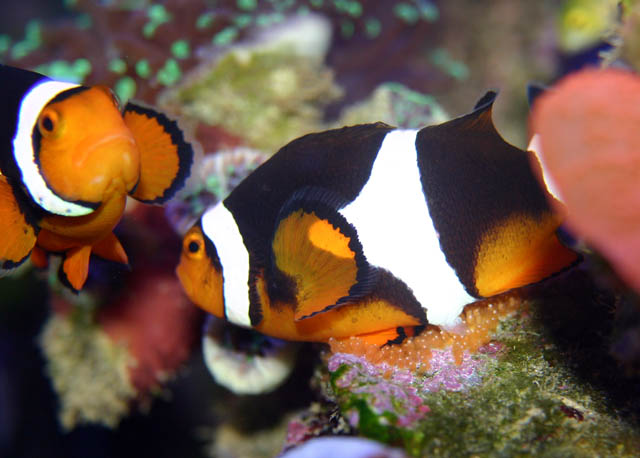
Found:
<box><xmin>328</xmin><ymin>294</ymin><xmax>522</xmax><ymax>371</ymax></box>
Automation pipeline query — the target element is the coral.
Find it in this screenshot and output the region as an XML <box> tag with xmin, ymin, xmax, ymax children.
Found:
<box><xmin>336</xmin><ymin>82</ymin><xmax>448</xmax><ymax>129</ymax></box>
<box><xmin>158</xmin><ymin>14</ymin><xmax>342</xmax><ymax>151</ymax></box>
<box><xmin>530</xmin><ymin>68</ymin><xmax>640</xmax><ymax>294</ymax></box>
<box><xmin>327</xmin><ymin>353</ymin><xmax>431</xmax><ymax>432</ymax></box>
<box><xmin>98</xmin><ymin>270</ymin><xmax>200</xmax><ymax>394</ymax></box>
<box><xmin>1</xmin><ymin>0</ymin><xmax>445</xmax><ymax>106</ymax></box>
<box><xmin>39</xmin><ymin>310</ymin><xmax>136</xmax><ymax>429</ymax></box>
<box><xmin>40</xmin><ymin>268</ymin><xmax>200</xmax><ymax>429</ymax></box>
<box><xmin>557</xmin><ymin>0</ymin><xmax>619</xmax><ymax>53</ymax></box>
<box><xmin>202</xmin><ymin>316</ymin><xmax>300</xmax><ymax>395</ymax></box>
<box><xmin>38</xmin><ymin>205</ymin><xmax>201</xmax><ymax>429</ymax></box>
<box><xmin>166</xmin><ymin>147</ymin><xmax>270</xmax><ymax>235</ymax></box>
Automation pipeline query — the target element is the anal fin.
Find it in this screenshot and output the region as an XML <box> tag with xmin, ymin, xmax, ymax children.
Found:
<box><xmin>0</xmin><ymin>175</ymin><xmax>38</xmax><ymax>274</ymax></box>
<box><xmin>270</xmin><ymin>187</ymin><xmax>376</xmax><ymax>321</ymax></box>
<box><xmin>123</xmin><ymin>102</ymin><xmax>193</xmax><ymax>204</ymax></box>
<box><xmin>474</xmin><ymin>213</ymin><xmax>580</xmax><ymax>297</ymax></box>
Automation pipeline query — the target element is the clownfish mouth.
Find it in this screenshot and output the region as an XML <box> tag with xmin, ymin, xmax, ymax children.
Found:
<box><xmin>70</xmin><ymin>133</ymin><xmax>140</xmax><ymax>197</ymax></box>
<box><xmin>73</xmin><ymin>133</ymin><xmax>137</xmax><ymax>168</ymax></box>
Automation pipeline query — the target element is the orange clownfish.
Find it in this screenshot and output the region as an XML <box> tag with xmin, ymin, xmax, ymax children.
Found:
<box><xmin>177</xmin><ymin>92</ymin><xmax>578</xmax><ymax>345</ymax></box>
<box><xmin>0</xmin><ymin>65</ymin><xmax>193</xmax><ymax>290</ymax></box>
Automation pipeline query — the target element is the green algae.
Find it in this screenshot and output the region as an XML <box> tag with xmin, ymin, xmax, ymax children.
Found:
<box><xmin>394</xmin><ymin>3</ymin><xmax>421</xmax><ymax>25</ymax></box>
<box><xmin>364</xmin><ymin>17</ymin><xmax>381</xmax><ymax>38</ymax></box>
<box><xmin>35</xmin><ymin>59</ymin><xmax>92</xmax><ymax>84</ymax></box>
<box><xmin>10</xmin><ymin>20</ymin><xmax>42</xmax><ymax>60</ymax></box>
<box><xmin>0</xmin><ymin>34</ymin><xmax>10</xmax><ymax>55</ymax></box>
<box><xmin>558</xmin><ymin>0</ymin><xmax>619</xmax><ymax>53</ymax></box>
<box><xmin>114</xmin><ymin>76</ymin><xmax>137</xmax><ymax>102</ymax></box>
<box><xmin>430</xmin><ymin>48</ymin><xmax>469</xmax><ymax>81</ymax></box>
<box><xmin>237</xmin><ymin>0</ymin><xmax>258</xmax><ymax>11</ymax></box>
<box><xmin>340</xmin><ymin>19</ymin><xmax>355</xmax><ymax>38</ymax></box>
<box><xmin>213</xmin><ymin>26</ymin><xmax>240</xmax><ymax>45</ymax></box>
<box><xmin>143</xmin><ymin>3</ymin><xmax>173</xmax><ymax>38</ymax></box>
<box><xmin>157</xmin><ymin>58</ymin><xmax>182</xmax><ymax>86</ymax></box>
<box><xmin>196</xmin><ymin>11</ymin><xmax>217</xmax><ymax>29</ymax></box>
<box><xmin>135</xmin><ymin>59</ymin><xmax>152</xmax><ymax>78</ymax></box>
<box><xmin>108</xmin><ymin>58</ymin><xmax>127</xmax><ymax>74</ymax></box>
<box><xmin>413</xmin><ymin>314</ymin><xmax>638</xmax><ymax>457</ymax></box>
<box><xmin>171</xmin><ymin>39</ymin><xmax>191</xmax><ymax>59</ymax></box>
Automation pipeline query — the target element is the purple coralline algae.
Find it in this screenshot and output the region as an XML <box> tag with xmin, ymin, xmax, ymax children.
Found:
<box><xmin>328</xmin><ymin>352</ymin><xmax>430</xmax><ymax>430</ymax></box>
<box><xmin>421</xmin><ymin>347</ymin><xmax>489</xmax><ymax>392</ymax></box>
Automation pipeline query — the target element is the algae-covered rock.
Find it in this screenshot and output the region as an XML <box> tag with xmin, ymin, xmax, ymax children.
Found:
<box><xmin>337</xmin><ymin>82</ymin><xmax>448</xmax><ymax>129</ymax></box>
<box><xmin>318</xmin><ymin>272</ymin><xmax>640</xmax><ymax>457</ymax></box>
<box><xmin>39</xmin><ymin>312</ymin><xmax>136</xmax><ymax>429</ymax></box>
<box><xmin>158</xmin><ymin>14</ymin><xmax>342</xmax><ymax>152</ymax></box>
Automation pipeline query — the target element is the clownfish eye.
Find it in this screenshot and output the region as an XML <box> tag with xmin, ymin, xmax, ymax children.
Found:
<box><xmin>188</xmin><ymin>241</ymin><xmax>200</xmax><ymax>253</ymax></box>
<box><xmin>37</xmin><ymin>109</ymin><xmax>58</xmax><ymax>136</ymax></box>
<box><xmin>183</xmin><ymin>230</ymin><xmax>205</xmax><ymax>260</ymax></box>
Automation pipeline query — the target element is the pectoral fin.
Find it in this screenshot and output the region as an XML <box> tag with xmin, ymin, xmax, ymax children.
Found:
<box><xmin>0</xmin><ymin>175</ymin><xmax>38</xmax><ymax>274</ymax></box>
<box><xmin>123</xmin><ymin>102</ymin><xmax>193</xmax><ymax>204</ymax></box>
<box><xmin>270</xmin><ymin>188</ymin><xmax>376</xmax><ymax>321</ymax></box>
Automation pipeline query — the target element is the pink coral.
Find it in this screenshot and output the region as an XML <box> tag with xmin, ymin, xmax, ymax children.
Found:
<box><xmin>98</xmin><ymin>269</ymin><xmax>200</xmax><ymax>393</ymax></box>
<box><xmin>530</xmin><ymin>68</ymin><xmax>640</xmax><ymax>292</ymax></box>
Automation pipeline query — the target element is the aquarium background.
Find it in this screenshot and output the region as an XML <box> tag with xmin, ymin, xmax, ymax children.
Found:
<box><xmin>1</xmin><ymin>1</ymin><xmax>636</xmax><ymax>457</ymax></box>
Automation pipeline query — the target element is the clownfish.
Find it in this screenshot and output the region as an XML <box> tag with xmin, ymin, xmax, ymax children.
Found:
<box><xmin>0</xmin><ymin>65</ymin><xmax>193</xmax><ymax>290</ymax></box>
<box><xmin>177</xmin><ymin>92</ymin><xmax>578</xmax><ymax>345</ymax></box>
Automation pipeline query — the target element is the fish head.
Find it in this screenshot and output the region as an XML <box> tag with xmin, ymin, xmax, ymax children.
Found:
<box><xmin>35</xmin><ymin>85</ymin><xmax>140</xmax><ymax>204</ymax></box>
<box><xmin>176</xmin><ymin>222</ymin><xmax>225</xmax><ymax>318</ymax></box>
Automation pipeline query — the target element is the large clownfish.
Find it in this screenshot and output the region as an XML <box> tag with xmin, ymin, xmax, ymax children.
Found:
<box><xmin>0</xmin><ymin>65</ymin><xmax>193</xmax><ymax>290</ymax></box>
<box><xmin>177</xmin><ymin>92</ymin><xmax>578</xmax><ymax>345</ymax></box>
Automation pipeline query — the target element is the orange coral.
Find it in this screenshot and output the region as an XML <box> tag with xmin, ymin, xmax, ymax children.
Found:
<box><xmin>530</xmin><ymin>68</ymin><xmax>640</xmax><ymax>293</ymax></box>
<box><xmin>328</xmin><ymin>294</ymin><xmax>522</xmax><ymax>371</ymax></box>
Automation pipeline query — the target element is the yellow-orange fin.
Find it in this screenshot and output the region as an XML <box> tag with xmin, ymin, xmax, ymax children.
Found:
<box><xmin>123</xmin><ymin>102</ymin><xmax>193</xmax><ymax>204</ymax></box>
<box><xmin>344</xmin><ymin>326</ymin><xmax>424</xmax><ymax>347</ymax></box>
<box><xmin>474</xmin><ymin>213</ymin><xmax>580</xmax><ymax>297</ymax></box>
<box><xmin>92</xmin><ymin>232</ymin><xmax>129</xmax><ymax>265</ymax></box>
<box><xmin>0</xmin><ymin>175</ymin><xmax>38</xmax><ymax>275</ymax></box>
<box><xmin>59</xmin><ymin>245</ymin><xmax>92</xmax><ymax>292</ymax></box>
<box><xmin>270</xmin><ymin>187</ymin><xmax>377</xmax><ymax>321</ymax></box>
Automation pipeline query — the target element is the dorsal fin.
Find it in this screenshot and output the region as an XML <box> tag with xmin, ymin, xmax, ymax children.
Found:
<box><xmin>473</xmin><ymin>90</ymin><xmax>498</xmax><ymax>110</ymax></box>
<box><xmin>269</xmin><ymin>187</ymin><xmax>377</xmax><ymax>321</ymax></box>
<box><xmin>416</xmin><ymin>91</ymin><xmax>579</xmax><ymax>298</ymax></box>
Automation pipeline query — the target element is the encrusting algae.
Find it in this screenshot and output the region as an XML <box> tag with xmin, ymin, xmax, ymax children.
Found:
<box><xmin>39</xmin><ymin>311</ymin><xmax>137</xmax><ymax>429</ymax></box>
<box><xmin>329</xmin><ymin>293</ymin><xmax>522</xmax><ymax>372</ymax></box>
